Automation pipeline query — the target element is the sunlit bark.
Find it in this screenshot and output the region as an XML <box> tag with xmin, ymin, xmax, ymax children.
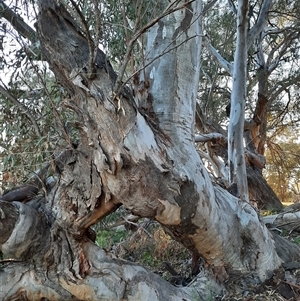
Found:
<box><xmin>0</xmin><ymin>1</ymin><xmax>292</xmax><ymax>300</ymax></box>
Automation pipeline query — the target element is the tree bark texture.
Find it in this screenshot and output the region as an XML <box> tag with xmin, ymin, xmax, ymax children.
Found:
<box><xmin>198</xmin><ymin>0</ymin><xmax>282</xmax><ymax>209</ymax></box>
<box><xmin>0</xmin><ymin>0</ymin><xmax>288</xmax><ymax>300</ymax></box>
<box><xmin>247</xmin><ymin>166</ymin><xmax>283</xmax><ymax>210</ymax></box>
<box><xmin>249</xmin><ymin>30</ymin><xmax>269</xmax><ymax>156</ymax></box>
<box><xmin>194</xmin><ymin>106</ymin><xmax>283</xmax><ymax>211</ymax></box>
<box><xmin>228</xmin><ymin>0</ymin><xmax>249</xmax><ymax>201</ymax></box>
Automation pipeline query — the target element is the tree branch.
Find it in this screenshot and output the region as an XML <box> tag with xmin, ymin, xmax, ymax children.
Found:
<box><xmin>203</xmin><ymin>0</ymin><xmax>218</xmax><ymax>15</ymax></box>
<box><xmin>0</xmin><ymin>1</ymin><xmax>37</xmax><ymax>42</ymax></box>
<box><xmin>267</xmin><ymin>31</ymin><xmax>299</xmax><ymax>73</ymax></box>
<box><xmin>269</xmin><ymin>73</ymin><xmax>300</xmax><ymax>101</ymax></box>
<box><xmin>228</xmin><ymin>0</ymin><xmax>249</xmax><ymax>201</ymax></box>
<box><xmin>227</xmin><ymin>0</ymin><xmax>237</xmax><ymax>15</ymax></box>
<box><xmin>195</xmin><ymin>133</ymin><xmax>266</xmax><ymax>170</ymax></box>
<box><xmin>113</xmin><ymin>0</ymin><xmax>195</xmax><ymax>95</ymax></box>
<box><xmin>247</xmin><ymin>0</ymin><xmax>272</xmax><ymax>49</ymax></box>
<box><xmin>0</xmin><ymin>202</ymin><xmax>50</xmax><ymax>260</ymax></box>
<box><xmin>203</xmin><ymin>36</ymin><xmax>233</xmax><ymax>76</ymax></box>
<box><xmin>0</xmin><ymin>84</ymin><xmax>42</xmax><ymax>136</ymax></box>
<box><xmin>195</xmin><ymin>133</ymin><xmax>225</xmax><ymax>143</ymax></box>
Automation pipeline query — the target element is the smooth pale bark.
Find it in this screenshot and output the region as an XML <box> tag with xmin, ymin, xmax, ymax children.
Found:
<box><xmin>247</xmin><ymin>0</ymin><xmax>272</xmax><ymax>48</ymax></box>
<box><xmin>227</xmin><ymin>0</ymin><xmax>249</xmax><ymax>201</ymax></box>
<box><xmin>136</xmin><ymin>1</ymin><xmax>281</xmax><ymax>278</ymax></box>
<box><xmin>203</xmin><ymin>36</ymin><xmax>233</xmax><ymax>75</ymax></box>
<box><xmin>203</xmin><ymin>0</ymin><xmax>275</xmax><ymax>202</ymax></box>
<box><xmin>0</xmin><ymin>0</ymin><xmax>285</xmax><ymax>300</ymax></box>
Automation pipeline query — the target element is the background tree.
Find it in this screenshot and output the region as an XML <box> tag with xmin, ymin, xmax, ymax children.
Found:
<box><xmin>0</xmin><ymin>0</ymin><xmax>300</xmax><ymax>300</ymax></box>
<box><xmin>197</xmin><ymin>0</ymin><xmax>300</xmax><ymax>209</ymax></box>
<box><xmin>265</xmin><ymin>126</ymin><xmax>300</xmax><ymax>203</ymax></box>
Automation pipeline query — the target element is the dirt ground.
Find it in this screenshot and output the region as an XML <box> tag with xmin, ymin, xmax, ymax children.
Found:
<box><xmin>98</xmin><ymin>207</ymin><xmax>300</xmax><ymax>301</ymax></box>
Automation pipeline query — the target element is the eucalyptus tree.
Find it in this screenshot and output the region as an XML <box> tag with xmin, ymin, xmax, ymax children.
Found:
<box><xmin>0</xmin><ymin>0</ymin><xmax>299</xmax><ymax>300</ymax></box>
<box><xmin>198</xmin><ymin>0</ymin><xmax>300</xmax><ymax>209</ymax></box>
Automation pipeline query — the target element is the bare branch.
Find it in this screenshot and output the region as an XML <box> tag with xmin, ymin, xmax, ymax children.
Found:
<box><xmin>195</xmin><ymin>133</ymin><xmax>266</xmax><ymax>170</ymax></box>
<box><xmin>203</xmin><ymin>36</ymin><xmax>233</xmax><ymax>76</ymax></box>
<box><xmin>195</xmin><ymin>133</ymin><xmax>225</xmax><ymax>143</ymax></box>
<box><xmin>267</xmin><ymin>31</ymin><xmax>299</xmax><ymax>73</ymax></box>
<box><xmin>203</xmin><ymin>0</ymin><xmax>218</xmax><ymax>15</ymax></box>
<box><xmin>247</xmin><ymin>0</ymin><xmax>272</xmax><ymax>49</ymax></box>
<box><xmin>263</xmin><ymin>27</ymin><xmax>293</xmax><ymax>38</ymax></box>
<box><xmin>269</xmin><ymin>73</ymin><xmax>300</xmax><ymax>101</ymax></box>
<box><xmin>0</xmin><ymin>1</ymin><xmax>37</xmax><ymax>42</ymax></box>
<box><xmin>227</xmin><ymin>0</ymin><xmax>237</xmax><ymax>15</ymax></box>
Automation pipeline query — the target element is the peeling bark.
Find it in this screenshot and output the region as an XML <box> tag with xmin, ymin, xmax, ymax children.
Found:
<box><xmin>0</xmin><ymin>242</ymin><xmax>225</xmax><ymax>301</ymax></box>
<box><xmin>0</xmin><ymin>0</ymin><xmax>291</xmax><ymax>300</ymax></box>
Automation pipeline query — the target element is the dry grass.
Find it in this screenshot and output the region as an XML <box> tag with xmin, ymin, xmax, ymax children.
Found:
<box><xmin>107</xmin><ymin>216</ymin><xmax>300</xmax><ymax>300</ymax></box>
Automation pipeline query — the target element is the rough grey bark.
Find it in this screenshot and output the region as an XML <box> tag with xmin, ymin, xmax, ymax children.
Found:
<box><xmin>0</xmin><ymin>0</ymin><xmax>295</xmax><ymax>300</ymax></box>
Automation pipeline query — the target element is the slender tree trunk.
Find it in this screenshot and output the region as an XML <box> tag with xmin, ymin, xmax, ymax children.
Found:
<box><xmin>228</xmin><ymin>0</ymin><xmax>249</xmax><ymax>201</ymax></box>
<box><xmin>250</xmin><ymin>32</ymin><xmax>269</xmax><ymax>155</ymax></box>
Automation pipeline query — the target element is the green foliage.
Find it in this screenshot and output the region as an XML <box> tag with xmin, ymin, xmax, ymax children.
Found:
<box><xmin>93</xmin><ymin>214</ymin><xmax>191</xmax><ymax>272</ymax></box>
<box><xmin>122</xmin><ymin>226</ymin><xmax>190</xmax><ymax>271</ymax></box>
<box><xmin>0</xmin><ymin>2</ymin><xmax>80</xmax><ymax>189</ymax></box>
<box><xmin>0</xmin><ymin>66</ymin><xmax>77</xmax><ymax>189</ymax></box>
<box><xmin>96</xmin><ymin>229</ymin><xmax>127</xmax><ymax>249</ymax></box>
<box><xmin>292</xmin><ymin>237</ymin><xmax>300</xmax><ymax>245</ymax></box>
<box><xmin>139</xmin><ymin>247</ymin><xmax>161</xmax><ymax>268</ymax></box>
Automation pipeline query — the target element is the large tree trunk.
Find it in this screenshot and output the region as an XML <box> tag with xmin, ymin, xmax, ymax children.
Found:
<box><xmin>0</xmin><ymin>1</ymin><xmax>295</xmax><ymax>300</ymax></box>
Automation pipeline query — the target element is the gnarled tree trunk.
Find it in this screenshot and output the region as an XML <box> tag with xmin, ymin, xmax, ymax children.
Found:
<box><xmin>0</xmin><ymin>1</ymin><xmax>297</xmax><ymax>300</ymax></box>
